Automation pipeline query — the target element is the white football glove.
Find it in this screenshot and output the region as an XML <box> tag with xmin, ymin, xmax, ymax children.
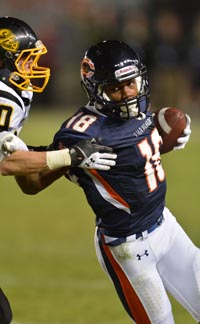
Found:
<box><xmin>0</xmin><ymin>131</ymin><xmax>28</xmax><ymax>161</ymax></box>
<box><xmin>79</xmin><ymin>151</ymin><xmax>117</xmax><ymax>170</ymax></box>
<box><xmin>173</xmin><ymin>114</ymin><xmax>191</xmax><ymax>150</ymax></box>
<box><xmin>0</xmin><ymin>131</ymin><xmax>15</xmax><ymax>161</ymax></box>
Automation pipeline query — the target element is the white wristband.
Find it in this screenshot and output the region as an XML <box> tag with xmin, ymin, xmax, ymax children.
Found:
<box><xmin>46</xmin><ymin>149</ymin><xmax>71</xmax><ymax>170</ymax></box>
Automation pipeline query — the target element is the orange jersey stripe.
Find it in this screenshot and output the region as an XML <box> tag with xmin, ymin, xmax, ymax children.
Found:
<box><xmin>90</xmin><ymin>169</ymin><xmax>130</xmax><ymax>209</ymax></box>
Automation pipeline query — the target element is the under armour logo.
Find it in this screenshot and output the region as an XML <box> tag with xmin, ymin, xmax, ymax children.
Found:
<box><xmin>137</xmin><ymin>250</ymin><xmax>149</xmax><ymax>260</ymax></box>
<box><xmin>85</xmin><ymin>157</ymin><xmax>95</xmax><ymax>167</ymax></box>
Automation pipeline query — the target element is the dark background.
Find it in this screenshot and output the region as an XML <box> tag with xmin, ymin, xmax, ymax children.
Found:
<box><xmin>1</xmin><ymin>0</ymin><xmax>200</xmax><ymax>116</ymax></box>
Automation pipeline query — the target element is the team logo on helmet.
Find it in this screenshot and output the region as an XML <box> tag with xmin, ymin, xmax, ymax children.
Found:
<box><xmin>0</xmin><ymin>28</ymin><xmax>19</xmax><ymax>52</ymax></box>
<box><xmin>81</xmin><ymin>57</ymin><xmax>94</xmax><ymax>78</ymax></box>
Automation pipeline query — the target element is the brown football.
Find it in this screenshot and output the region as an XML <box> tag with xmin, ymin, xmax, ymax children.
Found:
<box><xmin>153</xmin><ymin>107</ymin><xmax>187</xmax><ymax>154</ymax></box>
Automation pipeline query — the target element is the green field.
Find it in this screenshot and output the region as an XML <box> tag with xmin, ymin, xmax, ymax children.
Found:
<box><xmin>0</xmin><ymin>110</ymin><xmax>199</xmax><ymax>324</ymax></box>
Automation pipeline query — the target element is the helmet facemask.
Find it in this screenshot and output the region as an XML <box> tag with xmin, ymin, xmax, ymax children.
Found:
<box><xmin>9</xmin><ymin>40</ymin><xmax>50</xmax><ymax>93</ymax></box>
<box><xmin>101</xmin><ymin>68</ymin><xmax>149</xmax><ymax>120</ymax></box>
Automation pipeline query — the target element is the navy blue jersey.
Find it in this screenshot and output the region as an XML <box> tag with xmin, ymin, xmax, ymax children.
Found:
<box><xmin>53</xmin><ymin>105</ymin><xmax>166</xmax><ymax>237</ymax></box>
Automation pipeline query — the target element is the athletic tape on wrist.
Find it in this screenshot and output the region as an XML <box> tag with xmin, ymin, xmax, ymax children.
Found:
<box><xmin>46</xmin><ymin>149</ymin><xmax>71</xmax><ymax>170</ymax></box>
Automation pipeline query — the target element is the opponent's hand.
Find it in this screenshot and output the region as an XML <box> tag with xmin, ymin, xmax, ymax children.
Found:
<box><xmin>173</xmin><ymin>114</ymin><xmax>191</xmax><ymax>150</ymax></box>
<box><xmin>0</xmin><ymin>131</ymin><xmax>15</xmax><ymax>161</ymax></box>
<box><xmin>69</xmin><ymin>139</ymin><xmax>117</xmax><ymax>170</ymax></box>
<box><xmin>1</xmin><ymin>132</ymin><xmax>28</xmax><ymax>155</ymax></box>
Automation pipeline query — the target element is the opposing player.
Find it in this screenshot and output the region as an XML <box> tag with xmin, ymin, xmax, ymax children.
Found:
<box><xmin>3</xmin><ymin>41</ymin><xmax>198</xmax><ymax>324</ymax></box>
<box><xmin>0</xmin><ymin>15</ymin><xmax>51</xmax><ymax>322</ymax></box>
<box><xmin>0</xmin><ymin>16</ymin><xmax>50</xmax><ymax>133</ymax></box>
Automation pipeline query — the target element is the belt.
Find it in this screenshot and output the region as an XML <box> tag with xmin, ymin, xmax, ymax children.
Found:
<box><xmin>101</xmin><ymin>214</ymin><xmax>164</xmax><ymax>247</ymax></box>
<box><xmin>135</xmin><ymin>214</ymin><xmax>164</xmax><ymax>239</ymax></box>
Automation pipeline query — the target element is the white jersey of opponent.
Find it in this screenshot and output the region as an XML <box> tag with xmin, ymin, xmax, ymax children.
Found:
<box><xmin>0</xmin><ymin>81</ymin><xmax>33</xmax><ymax>135</ymax></box>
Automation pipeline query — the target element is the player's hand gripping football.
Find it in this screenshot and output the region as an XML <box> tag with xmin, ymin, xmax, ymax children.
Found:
<box><xmin>69</xmin><ymin>139</ymin><xmax>117</xmax><ymax>170</ymax></box>
<box><xmin>173</xmin><ymin>114</ymin><xmax>191</xmax><ymax>150</ymax></box>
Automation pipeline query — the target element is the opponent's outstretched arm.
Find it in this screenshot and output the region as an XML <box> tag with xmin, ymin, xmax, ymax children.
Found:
<box><xmin>0</xmin><ymin>132</ymin><xmax>117</xmax><ymax>175</ymax></box>
<box><xmin>0</xmin><ymin>132</ymin><xmax>117</xmax><ymax>194</ymax></box>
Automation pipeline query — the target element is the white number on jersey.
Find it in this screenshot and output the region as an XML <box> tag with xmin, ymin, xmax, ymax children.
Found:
<box><xmin>66</xmin><ymin>112</ymin><xmax>97</xmax><ymax>132</ymax></box>
<box><xmin>138</xmin><ymin>128</ymin><xmax>165</xmax><ymax>192</ymax></box>
<box><xmin>0</xmin><ymin>105</ymin><xmax>13</xmax><ymax>129</ymax></box>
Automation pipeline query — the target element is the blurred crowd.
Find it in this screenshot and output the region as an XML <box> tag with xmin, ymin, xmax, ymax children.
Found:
<box><xmin>1</xmin><ymin>0</ymin><xmax>200</xmax><ymax>115</ymax></box>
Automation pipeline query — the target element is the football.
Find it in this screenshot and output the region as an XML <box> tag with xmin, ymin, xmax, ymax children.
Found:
<box><xmin>153</xmin><ymin>107</ymin><xmax>187</xmax><ymax>154</ymax></box>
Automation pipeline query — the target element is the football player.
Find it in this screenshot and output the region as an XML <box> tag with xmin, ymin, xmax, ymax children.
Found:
<box><xmin>0</xmin><ymin>15</ymin><xmax>50</xmax><ymax>323</ymax></box>
<box><xmin>0</xmin><ymin>16</ymin><xmax>50</xmax><ymax>134</ymax></box>
<box><xmin>3</xmin><ymin>41</ymin><xmax>197</xmax><ymax>324</ymax></box>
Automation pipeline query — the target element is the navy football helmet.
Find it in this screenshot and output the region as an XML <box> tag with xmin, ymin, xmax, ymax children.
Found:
<box><xmin>81</xmin><ymin>40</ymin><xmax>150</xmax><ymax>120</ymax></box>
<box><xmin>0</xmin><ymin>16</ymin><xmax>50</xmax><ymax>92</ymax></box>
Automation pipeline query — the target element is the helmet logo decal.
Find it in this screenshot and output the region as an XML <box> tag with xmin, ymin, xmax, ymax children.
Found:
<box><xmin>0</xmin><ymin>28</ymin><xmax>19</xmax><ymax>52</ymax></box>
<box><xmin>81</xmin><ymin>57</ymin><xmax>94</xmax><ymax>78</ymax></box>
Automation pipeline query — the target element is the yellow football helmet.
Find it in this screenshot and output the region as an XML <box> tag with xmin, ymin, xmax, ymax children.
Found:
<box><xmin>0</xmin><ymin>16</ymin><xmax>50</xmax><ymax>92</ymax></box>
